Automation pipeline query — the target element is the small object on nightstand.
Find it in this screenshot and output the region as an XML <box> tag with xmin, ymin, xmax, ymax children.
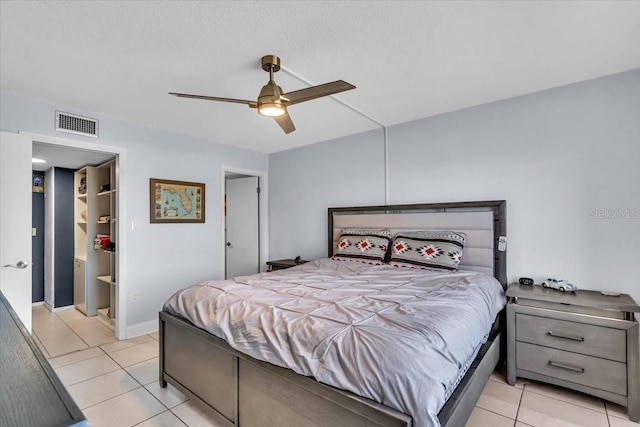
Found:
<box><xmin>267</xmin><ymin>258</ymin><xmax>308</xmax><ymax>271</ymax></box>
<box><xmin>601</xmin><ymin>291</ymin><xmax>621</xmax><ymax>297</ymax></box>
<box><xmin>541</xmin><ymin>278</ymin><xmax>577</xmax><ymax>293</ymax></box>
<box><xmin>294</xmin><ymin>256</ymin><xmax>302</xmax><ymax>264</ymax></box>
<box><xmin>519</xmin><ymin>277</ymin><xmax>534</xmax><ymax>286</ymax></box>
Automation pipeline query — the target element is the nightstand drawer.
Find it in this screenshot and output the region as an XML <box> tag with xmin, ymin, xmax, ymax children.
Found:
<box><xmin>516</xmin><ymin>313</ymin><xmax>626</xmax><ymax>362</ymax></box>
<box><xmin>516</xmin><ymin>342</ymin><xmax>627</xmax><ymax>396</ymax></box>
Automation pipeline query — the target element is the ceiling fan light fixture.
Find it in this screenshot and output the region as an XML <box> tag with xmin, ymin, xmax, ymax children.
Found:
<box><xmin>258</xmin><ymin>102</ymin><xmax>286</xmax><ymax>117</ymax></box>
<box><xmin>169</xmin><ymin>54</ymin><xmax>355</xmax><ymax>133</ymax></box>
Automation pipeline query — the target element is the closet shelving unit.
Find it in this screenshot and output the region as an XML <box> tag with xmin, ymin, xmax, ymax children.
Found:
<box><xmin>95</xmin><ymin>160</ymin><xmax>117</xmax><ymax>327</ymax></box>
<box><xmin>74</xmin><ymin>159</ymin><xmax>116</xmax><ymax>325</ymax></box>
<box><xmin>73</xmin><ymin>169</ymin><xmax>89</xmax><ymax>315</ymax></box>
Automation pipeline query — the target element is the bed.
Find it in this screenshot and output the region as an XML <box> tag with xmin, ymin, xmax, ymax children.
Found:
<box><xmin>159</xmin><ymin>200</ymin><xmax>507</xmax><ymax>427</ymax></box>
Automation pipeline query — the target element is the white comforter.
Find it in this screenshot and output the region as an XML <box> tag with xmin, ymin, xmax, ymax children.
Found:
<box><xmin>163</xmin><ymin>258</ymin><xmax>506</xmax><ymax>427</ymax></box>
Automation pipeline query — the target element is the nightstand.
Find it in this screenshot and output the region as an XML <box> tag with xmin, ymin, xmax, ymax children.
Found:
<box><xmin>266</xmin><ymin>259</ymin><xmax>307</xmax><ymax>271</ymax></box>
<box><xmin>506</xmin><ymin>284</ymin><xmax>640</xmax><ymax>421</ymax></box>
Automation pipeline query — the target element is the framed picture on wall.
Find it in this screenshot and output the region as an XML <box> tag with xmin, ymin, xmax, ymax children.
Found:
<box><xmin>150</xmin><ymin>178</ymin><xmax>205</xmax><ymax>223</ymax></box>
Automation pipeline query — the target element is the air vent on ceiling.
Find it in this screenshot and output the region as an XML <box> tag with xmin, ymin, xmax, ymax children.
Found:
<box><xmin>55</xmin><ymin>111</ymin><xmax>98</xmax><ymax>137</ymax></box>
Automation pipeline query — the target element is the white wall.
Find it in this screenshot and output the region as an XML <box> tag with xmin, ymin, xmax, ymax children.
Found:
<box><xmin>1</xmin><ymin>91</ymin><xmax>269</xmax><ymax>336</ymax></box>
<box><xmin>269</xmin><ymin>69</ymin><xmax>640</xmax><ymax>305</ymax></box>
<box><xmin>269</xmin><ymin>129</ymin><xmax>386</xmax><ymax>260</ymax></box>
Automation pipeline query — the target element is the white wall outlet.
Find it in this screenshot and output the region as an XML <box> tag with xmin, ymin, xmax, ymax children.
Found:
<box><xmin>131</xmin><ymin>220</ymin><xmax>139</xmax><ymax>231</ymax></box>
<box><xmin>133</xmin><ymin>292</ymin><xmax>139</xmax><ymax>302</ymax></box>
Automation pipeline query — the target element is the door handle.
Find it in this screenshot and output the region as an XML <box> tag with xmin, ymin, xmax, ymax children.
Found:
<box><xmin>226</xmin><ymin>242</ymin><xmax>232</xmax><ymax>247</ymax></box>
<box><xmin>2</xmin><ymin>260</ymin><xmax>29</xmax><ymax>269</ymax></box>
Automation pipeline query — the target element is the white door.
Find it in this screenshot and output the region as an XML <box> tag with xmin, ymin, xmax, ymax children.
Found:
<box><xmin>225</xmin><ymin>176</ymin><xmax>259</xmax><ymax>278</ymax></box>
<box><xmin>0</xmin><ymin>131</ymin><xmax>33</xmax><ymax>331</ymax></box>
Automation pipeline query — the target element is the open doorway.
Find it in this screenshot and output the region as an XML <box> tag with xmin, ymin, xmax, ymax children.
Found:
<box><xmin>29</xmin><ymin>137</ymin><xmax>125</xmax><ymax>355</ymax></box>
<box><xmin>222</xmin><ymin>166</ymin><xmax>268</xmax><ymax>279</ymax></box>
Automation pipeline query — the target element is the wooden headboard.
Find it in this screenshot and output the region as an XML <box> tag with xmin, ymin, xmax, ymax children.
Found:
<box><xmin>328</xmin><ymin>200</ymin><xmax>507</xmax><ymax>288</ymax></box>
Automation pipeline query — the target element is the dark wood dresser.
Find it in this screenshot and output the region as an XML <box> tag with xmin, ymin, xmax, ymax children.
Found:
<box><xmin>0</xmin><ymin>292</ymin><xmax>88</xmax><ymax>427</ymax></box>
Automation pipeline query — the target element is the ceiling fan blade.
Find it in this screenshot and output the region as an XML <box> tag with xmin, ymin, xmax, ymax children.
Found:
<box><xmin>274</xmin><ymin>112</ymin><xmax>296</xmax><ymax>134</ymax></box>
<box><xmin>282</xmin><ymin>80</ymin><xmax>355</xmax><ymax>106</ymax></box>
<box><xmin>169</xmin><ymin>92</ymin><xmax>255</xmax><ymax>105</ymax></box>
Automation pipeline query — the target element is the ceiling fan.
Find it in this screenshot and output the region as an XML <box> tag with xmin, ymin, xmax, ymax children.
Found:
<box><xmin>169</xmin><ymin>55</ymin><xmax>356</xmax><ymax>134</ymax></box>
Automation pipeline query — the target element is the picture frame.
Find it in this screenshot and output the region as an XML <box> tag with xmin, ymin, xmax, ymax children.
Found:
<box><xmin>150</xmin><ymin>178</ymin><xmax>205</xmax><ymax>223</ymax></box>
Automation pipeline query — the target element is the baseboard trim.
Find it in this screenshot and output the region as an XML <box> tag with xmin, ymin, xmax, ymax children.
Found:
<box><xmin>51</xmin><ymin>305</ymin><xmax>76</xmax><ymax>313</ymax></box>
<box><xmin>126</xmin><ymin>319</ymin><xmax>158</xmax><ymax>339</ymax></box>
<box><xmin>32</xmin><ymin>301</ymin><xmax>45</xmax><ymax>306</ymax></box>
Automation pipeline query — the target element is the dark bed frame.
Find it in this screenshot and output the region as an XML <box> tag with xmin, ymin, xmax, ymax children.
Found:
<box><xmin>159</xmin><ymin>200</ymin><xmax>507</xmax><ymax>427</ymax></box>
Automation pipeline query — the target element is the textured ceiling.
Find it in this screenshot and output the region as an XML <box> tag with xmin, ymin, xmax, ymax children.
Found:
<box><xmin>2</xmin><ymin>1</ymin><xmax>639</xmax><ymax>154</ymax></box>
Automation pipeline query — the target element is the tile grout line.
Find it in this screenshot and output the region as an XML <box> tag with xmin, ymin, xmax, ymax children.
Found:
<box><xmin>70</xmin><ymin>356</ymin><xmax>164</xmax><ymax>421</ymax></box>
<box><xmin>473</xmin><ymin>405</ymin><xmax>517</xmax><ymax>423</ymax></box>
<box><xmin>514</xmin><ymin>382</ymin><xmax>525</xmax><ymax>424</ymax></box>
<box><xmin>51</xmin><ymin>351</ymin><xmax>106</xmax><ymax>369</ymax></box>
<box><xmin>169</xmin><ymin>403</ymin><xmax>197</xmax><ymax>427</ymax></box>
<box><xmin>130</xmin><ymin>410</ymin><xmax>188</xmax><ymax>427</ymax></box>
<box><xmin>31</xmin><ymin>330</ymin><xmax>52</xmax><ymax>359</ymax></box>
<box><xmin>604</xmin><ymin>401</ymin><xmax>638</xmax><ymax>423</ymax></box>
<box><xmin>31</xmin><ymin>313</ymin><xmax>92</xmax><ymax>359</ymax></box>
<box><xmin>58</xmin><ymin>363</ymin><xmax>122</xmax><ymax>388</ymax></box>
<box><xmin>74</xmin><ymin>384</ymin><xmax>143</xmax><ymax>412</ymax></box>
<box><xmin>54</xmin><ymin>313</ymin><xmax>110</xmax><ymax>349</ymax></box>
<box><xmin>54</xmin><ymin>309</ymin><xmax>120</xmax><ymax>347</ymax></box>
<box><xmin>523</xmin><ymin>386</ymin><xmax>608</xmax><ymax>415</ymax></box>
<box><xmin>107</xmin><ymin>346</ymin><xmax>159</xmax><ymax>370</ymax></box>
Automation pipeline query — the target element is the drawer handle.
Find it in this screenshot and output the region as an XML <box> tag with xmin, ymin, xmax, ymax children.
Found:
<box><xmin>547</xmin><ymin>331</ymin><xmax>584</xmax><ymax>342</ymax></box>
<box><xmin>548</xmin><ymin>361</ymin><xmax>585</xmax><ymax>373</ymax></box>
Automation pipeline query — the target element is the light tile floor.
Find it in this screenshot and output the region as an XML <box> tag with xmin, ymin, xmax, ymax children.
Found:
<box><xmin>32</xmin><ymin>305</ymin><xmax>117</xmax><ymax>357</ymax></box>
<box><xmin>32</xmin><ymin>306</ymin><xmax>640</xmax><ymax>427</ymax></box>
<box><xmin>466</xmin><ymin>371</ymin><xmax>639</xmax><ymax>427</ymax></box>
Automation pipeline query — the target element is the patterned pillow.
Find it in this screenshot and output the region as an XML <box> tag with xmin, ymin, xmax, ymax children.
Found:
<box><xmin>389</xmin><ymin>230</ymin><xmax>466</xmax><ymax>271</ymax></box>
<box><xmin>333</xmin><ymin>231</ymin><xmax>391</xmax><ymax>264</ymax></box>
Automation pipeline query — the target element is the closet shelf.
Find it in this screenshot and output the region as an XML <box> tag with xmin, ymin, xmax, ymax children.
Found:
<box><xmin>75</xmin><ymin>160</ymin><xmax>116</xmax><ymax>318</ymax></box>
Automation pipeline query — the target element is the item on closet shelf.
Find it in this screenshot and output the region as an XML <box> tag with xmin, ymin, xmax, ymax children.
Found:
<box><xmin>80</xmin><ymin>210</ymin><xmax>87</xmax><ymax>221</ymax></box>
<box><xmin>99</xmin><ymin>183</ymin><xmax>111</xmax><ymax>193</ymax></box>
<box><xmin>78</xmin><ymin>177</ymin><xmax>87</xmax><ymax>194</ymax></box>
<box><xmin>94</xmin><ymin>234</ymin><xmax>111</xmax><ymax>251</ymax></box>
<box><xmin>99</xmin><ymin>215</ymin><xmax>110</xmax><ymax>223</ymax></box>
<box><xmin>541</xmin><ymin>278</ymin><xmax>577</xmax><ymax>293</ymax></box>
<box><xmin>518</xmin><ymin>277</ymin><xmax>534</xmax><ymax>286</ymax></box>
